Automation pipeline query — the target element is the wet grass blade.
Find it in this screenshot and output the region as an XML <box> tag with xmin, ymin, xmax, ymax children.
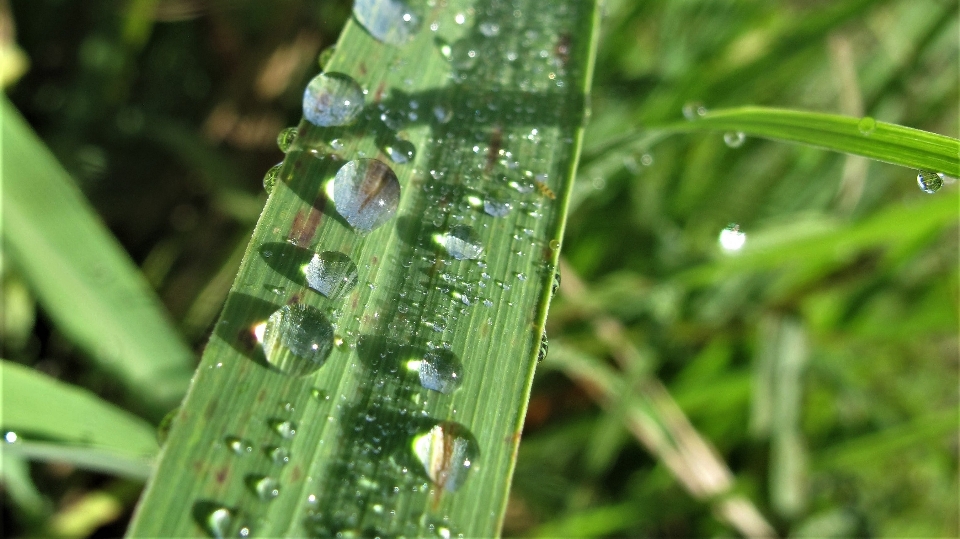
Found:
<box><xmin>127</xmin><ymin>1</ymin><xmax>599</xmax><ymax>537</ymax></box>
<box><xmin>0</xmin><ymin>360</ymin><xmax>159</xmax><ymax>461</ymax></box>
<box><xmin>1</xmin><ymin>98</ymin><xmax>195</xmax><ymax>417</ymax></box>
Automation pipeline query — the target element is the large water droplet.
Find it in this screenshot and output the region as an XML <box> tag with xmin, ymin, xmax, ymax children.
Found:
<box><xmin>857</xmin><ymin>116</ymin><xmax>877</xmax><ymax>135</ymax></box>
<box><xmin>411</xmin><ymin>422</ymin><xmax>479</xmax><ymax>492</ymax></box>
<box><xmin>333</xmin><ymin>159</ymin><xmax>401</xmax><ymax>234</ymax></box>
<box><xmin>353</xmin><ymin>0</ymin><xmax>422</xmax><ymax>45</ymax></box>
<box><xmin>682</xmin><ymin>102</ymin><xmax>707</xmax><ymax>120</ymax></box>
<box><xmin>263</xmin><ymin>162</ymin><xmax>282</xmax><ymax>193</ymax></box>
<box><xmin>718</xmin><ymin>224</ymin><xmax>747</xmax><ymax>251</ymax></box>
<box><xmin>723</xmin><ymin>131</ymin><xmax>745</xmax><ymax>148</ymax></box>
<box><xmin>408</xmin><ymin>350</ymin><xmax>462</xmax><ymax>394</ymax></box>
<box><xmin>383</xmin><ymin>138</ymin><xmax>416</xmax><ymax>164</ymax></box>
<box><xmin>258</xmin><ymin>304</ymin><xmax>334</xmax><ymax>376</ymax></box>
<box><xmin>246</xmin><ymin>475</ymin><xmax>281</xmax><ymax>502</ymax></box>
<box><xmin>303</xmin><ymin>251</ymin><xmax>359</xmax><ymax>300</ymax></box>
<box><xmin>434</xmin><ymin>225</ymin><xmax>483</xmax><ymax>260</ymax></box>
<box><xmin>277</xmin><ymin>127</ymin><xmax>298</xmax><ymax>153</ymax></box>
<box><xmin>916</xmin><ymin>170</ymin><xmax>943</xmax><ymax>194</ymax></box>
<box><xmin>302</xmin><ymin>72</ymin><xmax>365</xmax><ymax>127</ymax></box>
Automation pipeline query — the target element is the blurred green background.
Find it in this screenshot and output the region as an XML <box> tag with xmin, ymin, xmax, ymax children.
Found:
<box><xmin>2</xmin><ymin>0</ymin><xmax>957</xmax><ymax>537</ymax></box>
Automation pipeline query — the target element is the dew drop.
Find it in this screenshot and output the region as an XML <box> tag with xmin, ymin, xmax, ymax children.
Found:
<box><xmin>270</xmin><ymin>419</ymin><xmax>297</xmax><ymax>439</ymax></box>
<box><xmin>723</xmin><ymin>131</ymin><xmax>745</xmax><ymax>148</ymax></box>
<box><xmin>246</xmin><ymin>474</ymin><xmax>280</xmax><ymax>502</ymax></box>
<box><xmin>258</xmin><ymin>304</ymin><xmax>334</xmax><ymax>376</ymax></box>
<box><xmin>277</xmin><ymin>126</ymin><xmax>298</xmax><ymax>153</ymax></box>
<box><xmin>333</xmin><ymin>159</ymin><xmax>401</xmax><ymax>234</ymax></box>
<box><xmin>682</xmin><ymin>102</ymin><xmax>707</xmax><ymax>120</ymax></box>
<box><xmin>317</xmin><ymin>45</ymin><xmax>336</xmax><ymax>70</ymax></box>
<box><xmin>302</xmin><ymin>72</ymin><xmax>365</xmax><ymax>127</ymax></box>
<box><xmin>549</xmin><ymin>239</ymin><xmax>560</xmax><ymax>251</ymax></box>
<box><xmin>3</xmin><ymin>431</ymin><xmax>18</xmax><ymax>444</ymax></box>
<box><xmin>434</xmin><ymin>225</ymin><xmax>483</xmax><ymax>260</ymax></box>
<box><xmin>303</xmin><ymin>251</ymin><xmax>359</xmax><ymax>300</ymax></box>
<box><xmin>310</xmin><ymin>388</ymin><xmax>328</xmax><ymax>400</ymax></box>
<box><xmin>196</xmin><ymin>505</ymin><xmax>234</xmax><ymax>539</ymax></box>
<box><xmin>225</xmin><ymin>436</ymin><xmax>253</xmax><ymax>456</ymax></box>
<box><xmin>156</xmin><ymin>407</ymin><xmax>178</xmax><ymax>445</ymax></box>
<box><xmin>263</xmin><ymin>162</ymin><xmax>282</xmax><ymax>193</ymax></box>
<box><xmin>537</xmin><ymin>330</ymin><xmax>549</xmax><ymax>363</ymax></box>
<box><xmin>857</xmin><ymin>116</ymin><xmax>877</xmax><ymax>135</ymax></box>
<box><xmin>917</xmin><ymin>170</ymin><xmax>944</xmax><ymax>194</ymax></box>
<box><xmin>411</xmin><ymin>422</ymin><xmax>479</xmax><ymax>492</ymax></box>
<box><xmin>483</xmin><ymin>198</ymin><xmax>512</xmax><ymax>217</ymax></box>
<box><xmin>383</xmin><ymin>138</ymin><xmax>417</xmax><ymax>164</ymax></box>
<box><xmin>479</xmin><ymin>22</ymin><xmax>500</xmax><ymax>37</ymax></box>
<box><xmin>409</xmin><ymin>350</ymin><xmax>463</xmax><ymax>394</ymax></box>
<box><xmin>718</xmin><ymin>223</ymin><xmax>747</xmax><ymax>252</ymax></box>
<box><xmin>353</xmin><ymin>0</ymin><xmax>422</xmax><ymax>45</ymax></box>
<box><xmin>266</xmin><ymin>446</ymin><xmax>290</xmax><ymax>466</ymax></box>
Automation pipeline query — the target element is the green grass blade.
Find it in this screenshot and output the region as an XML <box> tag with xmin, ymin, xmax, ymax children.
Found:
<box><xmin>0</xmin><ymin>98</ymin><xmax>194</xmax><ymax>416</ymax></box>
<box><xmin>682</xmin><ymin>107</ymin><xmax>959</xmax><ymax>176</ymax></box>
<box><xmin>0</xmin><ymin>360</ymin><xmax>159</xmax><ymax>460</ymax></box>
<box><xmin>127</xmin><ymin>1</ymin><xmax>599</xmax><ymax>537</ymax></box>
<box><xmin>3</xmin><ymin>441</ymin><xmax>153</xmax><ymax>480</ymax></box>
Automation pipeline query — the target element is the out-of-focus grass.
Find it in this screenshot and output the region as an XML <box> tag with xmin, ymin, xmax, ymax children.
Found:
<box><xmin>2</xmin><ymin>0</ymin><xmax>956</xmax><ymax>537</ymax></box>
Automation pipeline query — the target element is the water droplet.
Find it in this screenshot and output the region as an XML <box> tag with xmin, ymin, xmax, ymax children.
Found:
<box><xmin>548</xmin><ymin>239</ymin><xmax>560</xmax><ymax>251</ymax></box>
<box><xmin>333</xmin><ymin>159</ymin><xmax>401</xmax><ymax>234</ymax></box>
<box><xmin>353</xmin><ymin>0</ymin><xmax>422</xmax><ymax>45</ymax></box>
<box><xmin>310</xmin><ymin>388</ymin><xmax>328</xmax><ymax>400</ymax></box>
<box><xmin>718</xmin><ymin>224</ymin><xmax>747</xmax><ymax>251</ymax></box>
<box><xmin>258</xmin><ymin>304</ymin><xmax>334</xmax><ymax>376</ymax></box>
<box><xmin>723</xmin><ymin>131</ymin><xmax>745</xmax><ymax>148</ymax></box>
<box><xmin>263</xmin><ymin>162</ymin><xmax>282</xmax><ymax>193</ymax></box>
<box><xmin>434</xmin><ymin>225</ymin><xmax>483</xmax><ymax>260</ymax></box>
<box><xmin>383</xmin><ymin>138</ymin><xmax>416</xmax><ymax>164</ymax></box>
<box><xmin>246</xmin><ymin>474</ymin><xmax>280</xmax><ymax>501</ymax></box>
<box><xmin>317</xmin><ymin>45</ymin><xmax>336</xmax><ymax>70</ymax></box>
<box><xmin>537</xmin><ymin>330</ymin><xmax>549</xmax><ymax>363</ymax></box>
<box><xmin>302</xmin><ymin>72</ymin><xmax>365</xmax><ymax>127</ymax></box>
<box><xmin>156</xmin><ymin>408</ymin><xmax>178</xmax><ymax>445</ymax></box>
<box><xmin>409</xmin><ymin>350</ymin><xmax>463</xmax><ymax>394</ymax></box>
<box><xmin>3</xmin><ymin>431</ymin><xmax>18</xmax><ymax>444</ymax></box>
<box><xmin>225</xmin><ymin>436</ymin><xmax>254</xmax><ymax>456</ymax></box>
<box><xmin>411</xmin><ymin>422</ymin><xmax>479</xmax><ymax>492</ymax></box>
<box><xmin>270</xmin><ymin>419</ymin><xmax>297</xmax><ymax>439</ymax></box>
<box><xmin>552</xmin><ymin>269</ymin><xmax>561</xmax><ymax>296</ymax></box>
<box><xmin>479</xmin><ymin>22</ymin><xmax>500</xmax><ymax>37</ymax></box>
<box><xmin>193</xmin><ymin>501</ymin><xmax>246</xmax><ymax>539</ymax></box>
<box><xmin>483</xmin><ymin>198</ymin><xmax>512</xmax><ymax>217</ymax></box>
<box><xmin>917</xmin><ymin>170</ymin><xmax>944</xmax><ymax>194</ymax></box>
<box><xmin>303</xmin><ymin>251</ymin><xmax>359</xmax><ymax>300</ymax></box>
<box><xmin>433</xmin><ymin>105</ymin><xmax>452</xmax><ymax>123</ymax></box>
<box><xmin>682</xmin><ymin>102</ymin><xmax>707</xmax><ymax>120</ymax></box>
<box><xmin>277</xmin><ymin>126</ymin><xmax>298</xmax><ymax>153</ymax></box>
<box><xmin>266</xmin><ymin>446</ymin><xmax>290</xmax><ymax>466</ymax></box>
<box><xmin>857</xmin><ymin>116</ymin><xmax>877</xmax><ymax>135</ymax></box>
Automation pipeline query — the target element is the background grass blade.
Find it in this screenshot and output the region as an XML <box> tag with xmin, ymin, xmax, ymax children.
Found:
<box><xmin>1</xmin><ymin>98</ymin><xmax>194</xmax><ymax>417</ymax></box>
<box><xmin>0</xmin><ymin>360</ymin><xmax>159</xmax><ymax>460</ymax></box>
<box><xmin>127</xmin><ymin>1</ymin><xmax>599</xmax><ymax>536</ymax></box>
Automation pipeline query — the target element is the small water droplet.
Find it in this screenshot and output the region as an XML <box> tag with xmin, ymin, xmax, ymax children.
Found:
<box><xmin>353</xmin><ymin>0</ymin><xmax>422</xmax><ymax>45</ymax></box>
<box><xmin>156</xmin><ymin>408</ymin><xmax>178</xmax><ymax>445</ymax></box>
<box><xmin>718</xmin><ymin>223</ymin><xmax>747</xmax><ymax>251</ymax></box>
<box><xmin>479</xmin><ymin>22</ymin><xmax>500</xmax><ymax>37</ymax></box>
<box><xmin>917</xmin><ymin>170</ymin><xmax>944</xmax><ymax>194</ymax></box>
<box><xmin>266</xmin><ymin>446</ymin><xmax>290</xmax><ymax>466</ymax></box>
<box><xmin>537</xmin><ymin>330</ymin><xmax>549</xmax><ymax>363</ymax></box>
<box><xmin>333</xmin><ymin>159</ymin><xmax>401</xmax><ymax>234</ymax></box>
<box><xmin>310</xmin><ymin>388</ymin><xmax>328</xmax><ymax>400</ymax></box>
<box><xmin>246</xmin><ymin>474</ymin><xmax>280</xmax><ymax>501</ymax></box>
<box><xmin>277</xmin><ymin>126</ymin><xmax>298</xmax><ymax>153</ymax></box>
<box><xmin>263</xmin><ymin>162</ymin><xmax>282</xmax><ymax>193</ymax></box>
<box><xmin>409</xmin><ymin>350</ymin><xmax>463</xmax><ymax>394</ymax></box>
<box><xmin>411</xmin><ymin>422</ymin><xmax>479</xmax><ymax>492</ymax></box>
<box><xmin>258</xmin><ymin>304</ymin><xmax>334</xmax><ymax>376</ymax></box>
<box><xmin>270</xmin><ymin>419</ymin><xmax>297</xmax><ymax>439</ymax></box>
<box><xmin>434</xmin><ymin>225</ymin><xmax>483</xmax><ymax>260</ymax></box>
<box><xmin>317</xmin><ymin>45</ymin><xmax>336</xmax><ymax>70</ymax></box>
<box><xmin>225</xmin><ymin>436</ymin><xmax>254</xmax><ymax>456</ymax></box>
<box><xmin>483</xmin><ymin>198</ymin><xmax>512</xmax><ymax>217</ymax></box>
<box><xmin>303</xmin><ymin>251</ymin><xmax>359</xmax><ymax>300</ymax></box>
<box><xmin>3</xmin><ymin>431</ymin><xmax>18</xmax><ymax>444</ymax></box>
<box><xmin>548</xmin><ymin>239</ymin><xmax>560</xmax><ymax>251</ymax></box>
<box><xmin>857</xmin><ymin>116</ymin><xmax>877</xmax><ymax>135</ymax></box>
<box><xmin>433</xmin><ymin>105</ymin><xmax>452</xmax><ymax>123</ymax></box>
<box><xmin>682</xmin><ymin>102</ymin><xmax>707</xmax><ymax>120</ymax></box>
<box><xmin>383</xmin><ymin>138</ymin><xmax>416</xmax><ymax>164</ymax></box>
<box><xmin>302</xmin><ymin>72</ymin><xmax>365</xmax><ymax>127</ymax></box>
<box><xmin>723</xmin><ymin>131</ymin><xmax>745</xmax><ymax>148</ymax></box>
